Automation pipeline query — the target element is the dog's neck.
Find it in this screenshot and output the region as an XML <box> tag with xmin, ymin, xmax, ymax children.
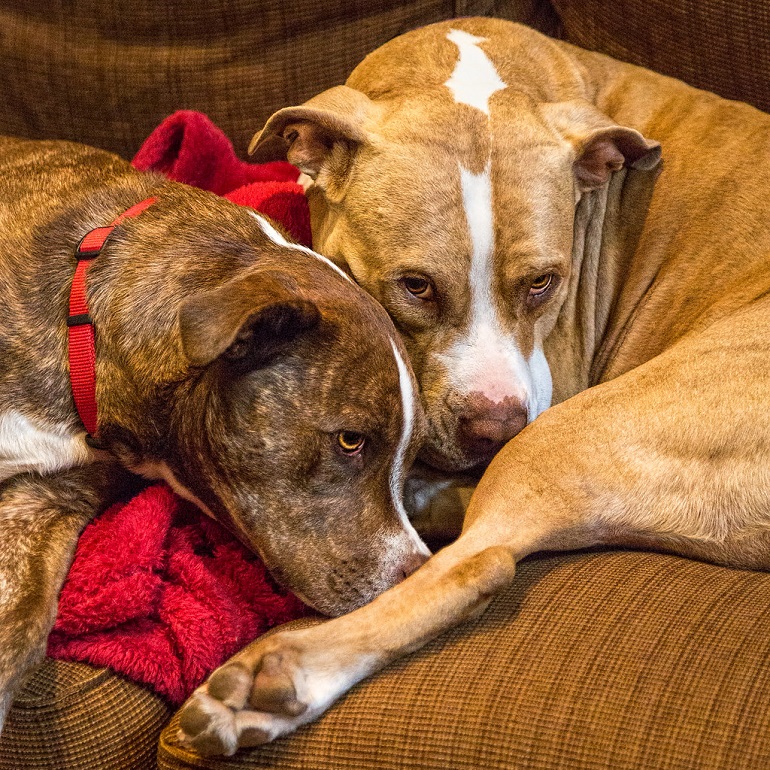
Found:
<box><xmin>545</xmin><ymin>164</ymin><xmax>660</xmax><ymax>404</ymax></box>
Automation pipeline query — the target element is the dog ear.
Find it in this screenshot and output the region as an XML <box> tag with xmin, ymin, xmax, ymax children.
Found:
<box><xmin>249</xmin><ymin>86</ymin><xmax>375</xmax><ymax>190</ymax></box>
<box><xmin>544</xmin><ymin>100</ymin><xmax>661</xmax><ymax>192</ymax></box>
<box><xmin>179</xmin><ymin>270</ymin><xmax>320</xmax><ymax>369</ymax></box>
<box><xmin>574</xmin><ymin>127</ymin><xmax>661</xmax><ymax>191</ymax></box>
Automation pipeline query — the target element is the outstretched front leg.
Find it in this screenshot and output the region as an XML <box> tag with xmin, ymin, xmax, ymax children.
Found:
<box><xmin>0</xmin><ymin>463</ymin><xmax>131</xmax><ymax>731</ymax></box>
<box><xmin>180</xmin><ymin>300</ymin><xmax>770</xmax><ymax>755</ymax></box>
<box><xmin>179</xmin><ymin>535</ymin><xmax>516</xmax><ymax>755</ymax></box>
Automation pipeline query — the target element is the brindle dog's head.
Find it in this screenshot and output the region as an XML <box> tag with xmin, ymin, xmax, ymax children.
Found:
<box><xmin>94</xmin><ymin>193</ymin><xmax>428</xmax><ymax>617</ymax></box>
<box><xmin>250</xmin><ymin>19</ymin><xmax>661</xmax><ymax>475</ymax></box>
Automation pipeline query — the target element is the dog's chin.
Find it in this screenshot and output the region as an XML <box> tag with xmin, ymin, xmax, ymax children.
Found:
<box><xmin>417</xmin><ymin>445</ymin><xmax>493</xmax><ymax>479</ymax></box>
<box><xmin>297</xmin><ymin>587</ymin><xmax>377</xmax><ymax>618</ymax></box>
<box><xmin>275</xmin><ymin>567</ymin><xmax>386</xmax><ymax>618</ymax></box>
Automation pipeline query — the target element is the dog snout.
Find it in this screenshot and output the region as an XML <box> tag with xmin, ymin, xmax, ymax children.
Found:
<box><xmin>456</xmin><ymin>393</ymin><xmax>527</xmax><ymax>459</ymax></box>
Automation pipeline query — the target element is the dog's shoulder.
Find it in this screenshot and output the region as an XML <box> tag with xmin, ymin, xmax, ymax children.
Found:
<box><xmin>0</xmin><ymin>410</ymin><xmax>92</xmax><ymax>483</ymax></box>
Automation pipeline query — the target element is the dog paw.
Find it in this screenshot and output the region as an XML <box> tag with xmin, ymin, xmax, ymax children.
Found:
<box><xmin>178</xmin><ymin>629</ymin><xmax>342</xmax><ymax>755</ymax></box>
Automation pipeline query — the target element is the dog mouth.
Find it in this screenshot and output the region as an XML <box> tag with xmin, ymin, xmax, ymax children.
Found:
<box><xmin>263</xmin><ymin>552</ymin><xmax>409</xmax><ymax>617</ymax></box>
<box><xmin>417</xmin><ymin>444</ymin><xmax>493</xmax><ymax>477</ymax></box>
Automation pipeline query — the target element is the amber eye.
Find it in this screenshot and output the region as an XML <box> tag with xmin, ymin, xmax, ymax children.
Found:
<box><xmin>337</xmin><ymin>431</ymin><xmax>366</xmax><ymax>455</ymax></box>
<box><xmin>529</xmin><ymin>274</ymin><xmax>553</xmax><ymax>296</ymax></box>
<box><xmin>401</xmin><ymin>275</ymin><xmax>435</xmax><ymax>300</ymax></box>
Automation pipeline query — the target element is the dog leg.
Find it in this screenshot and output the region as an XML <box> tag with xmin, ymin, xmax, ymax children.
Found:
<box><xmin>0</xmin><ymin>463</ymin><xmax>130</xmax><ymax>732</ymax></box>
<box><xmin>178</xmin><ymin>533</ymin><xmax>516</xmax><ymax>755</ymax></box>
<box><xmin>179</xmin><ymin>300</ymin><xmax>770</xmax><ymax>754</ymax></box>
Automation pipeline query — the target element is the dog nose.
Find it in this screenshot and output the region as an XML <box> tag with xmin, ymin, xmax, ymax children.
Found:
<box><xmin>457</xmin><ymin>393</ymin><xmax>528</xmax><ymax>459</ymax></box>
<box><xmin>399</xmin><ymin>550</ymin><xmax>430</xmax><ymax>582</ymax></box>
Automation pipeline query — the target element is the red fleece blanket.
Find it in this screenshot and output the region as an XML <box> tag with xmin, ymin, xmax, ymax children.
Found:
<box><xmin>47</xmin><ymin>111</ymin><xmax>314</xmax><ymax>705</ymax></box>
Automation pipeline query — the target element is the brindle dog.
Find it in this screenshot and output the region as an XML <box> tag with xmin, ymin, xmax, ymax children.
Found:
<box><xmin>0</xmin><ymin>136</ymin><xmax>429</xmax><ymax>733</ymax></box>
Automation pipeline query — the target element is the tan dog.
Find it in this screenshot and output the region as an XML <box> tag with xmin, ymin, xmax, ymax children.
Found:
<box><xmin>0</xmin><ymin>137</ymin><xmax>429</xmax><ymax>732</ymax></box>
<box><xmin>179</xmin><ymin>18</ymin><xmax>770</xmax><ymax>754</ymax></box>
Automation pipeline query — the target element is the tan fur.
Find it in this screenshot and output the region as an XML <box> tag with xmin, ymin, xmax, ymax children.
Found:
<box><xmin>179</xmin><ymin>19</ymin><xmax>770</xmax><ymax>755</ymax></box>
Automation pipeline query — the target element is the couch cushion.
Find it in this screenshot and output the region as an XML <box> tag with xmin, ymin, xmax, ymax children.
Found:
<box><xmin>0</xmin><ymin>659</ymin><xmax>170</xmax><ymax>770</ymax></box>
<box><xmin>158</xmin><ymin>550</ymin><xmax>770</xmax><ymax>769</ymax></box>
<box><xmin>553</xmin><ymin>0</ymin><xmax>770</xmax><ymax>114</ymax></box>
<box><xmin>0</xmin><ymin>0</ymin><xmax>556</xmax><ymax>161</ymax></box>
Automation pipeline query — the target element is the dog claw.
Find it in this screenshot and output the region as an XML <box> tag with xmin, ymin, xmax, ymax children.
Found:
<box><xmin>238</xmin><ymin>725</ymin><xmax>271</xmax><ymax>748</ymax></box>
<box><xmin>178</xmin><ymin>698</ymin><xmax>212</xmax><ymax>737</ymax></box>
<box><xmin>234</xmin><ymin>710</ymin><xmax>277</xmax><ymax>746</ymax></box>
<box><xmin>178</xmin><ymin>691</ymin><xmax>239</xmax><ymax>756</ymax></box>
<box><xmin>207</xmin><ymin>661</ymin><xmax>252</xmax><ymax>709</ymax></box>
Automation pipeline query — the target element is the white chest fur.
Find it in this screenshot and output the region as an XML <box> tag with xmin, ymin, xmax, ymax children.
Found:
<box><xmin>0</xmin><ymin>410</ymin><xmax>92</xmax><ymax>483</ymax></box>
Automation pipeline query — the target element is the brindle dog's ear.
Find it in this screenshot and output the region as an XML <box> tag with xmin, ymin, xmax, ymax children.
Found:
<box><xmin>249</xmin><ymin>86</ymin><xmax>377</xmax><ymax>200</ymax></box>
<box><xmin>179</xmin><ymin>270</ymin><xmax>320</xmax><ymax>368</ymax></box>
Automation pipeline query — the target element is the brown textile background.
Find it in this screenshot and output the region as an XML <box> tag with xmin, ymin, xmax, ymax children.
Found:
<box><xmin>0</xmin><ymin>659</ymin><xmax>170</xmax><ymax>770</ymax></box>
<box><xmin>0</xmin><ymin>0</ymin><xmax>557</xmax><ymax>161</ymax></box>
<box><xmin>552</xmin><ymin>0</ymin><xmax>770</xmax><ymax>113</ymax></box>
<box><xmin>158</xmin><ymin>551</ymin><xmax>770</xmax><ymax>770</ymax></box>
<box><xmin>3</xmin><ymin>0</ymin><xmax>765</xmax><ymax>161</ymax></box>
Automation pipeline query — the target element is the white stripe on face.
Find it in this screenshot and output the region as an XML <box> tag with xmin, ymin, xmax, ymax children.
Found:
<box><xmin>249</xmin><ymin>211</ymin><xmax>354</xmax><ymax>284</ymax></box>
<box><xmin>389</xmin><ymin>339</ymin><xmax>431</xmax><ymax>556</ymax></box>
<box><xmin>439</xmin><ymin>162</ymin><xmax>553</xmax><ymax>421</ymax></box>
<box><xmin>441</xmin><ymin>28</ymin><xmax>551</xmax><ymax>419</ymax></box>
<box><xmin>444</xmin><ymin>29</ymin><xmax>506</xmax><ymax>116</ymax></box>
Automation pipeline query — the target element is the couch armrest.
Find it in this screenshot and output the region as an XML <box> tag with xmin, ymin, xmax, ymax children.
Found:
<box><xmin>0</xmin><ymin>0</ymin><xmax>556</xmax><ymax>160</ymax></box>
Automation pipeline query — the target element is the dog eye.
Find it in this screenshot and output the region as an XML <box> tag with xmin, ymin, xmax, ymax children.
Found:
<box><xmin>529</xmin><ymin>274</ymin><xmax>553</xmax><ymax>297</ymax></box>
<box><xmin>400</xmin><ymin>275</ymin><xmax>435</xmax><ymax>301</ymax></box>
<box><xmin>336</xmin><ymin>431</ymin><xmax>366</xmax><ymax>456</ymax></box>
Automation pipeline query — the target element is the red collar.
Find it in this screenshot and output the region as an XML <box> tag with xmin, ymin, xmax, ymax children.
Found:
<box><xmin>68</xmin><ymin>197</ymin><xmax>157</xmax><ymax>443</ymax></box>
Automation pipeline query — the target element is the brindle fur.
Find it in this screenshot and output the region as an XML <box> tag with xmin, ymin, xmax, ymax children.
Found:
<box><xmin>0</xmin><ymin>137</ymin><xmax>428</xmax><ymax>733</ymax></box>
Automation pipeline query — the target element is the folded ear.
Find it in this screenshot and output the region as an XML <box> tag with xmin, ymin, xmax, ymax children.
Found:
<box><xmin>574</xmin><ymin>126</ymin><xmax>661</xmax><ymax>191</ymax></box>
<box><xmin>179</xmin><ymin>270</ymin><xmax>320</xmax><ymax>369</ymax></box>
<box><xmin>249</xmin><ymin>86</ymin><xmax>376</xmax><ymax>189</ymax></box>
<box><xmin>544</xmin><ymin>101</ymin><xmax>661</xmax><ymax>192</ymax></box>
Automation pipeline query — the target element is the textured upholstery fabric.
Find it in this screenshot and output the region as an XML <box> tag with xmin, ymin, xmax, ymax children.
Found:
<box><xmin>0</xmin><ymin>0</ymin><xmax>557</xmax><ymax>161</ymax></box>
<box><xmin>0</xmin><ymin>659</ymin><xmax>170</xmax><ymax>769</ymax></box>
<box><xmin>158</xmin><ymin>551</ymin><xmax>770</xmax><ymax>770</ymax></box>
<box><xmin>553</xmin><ymin>0</ymin><xmax>770</xmax><ymax>113</ymax></box>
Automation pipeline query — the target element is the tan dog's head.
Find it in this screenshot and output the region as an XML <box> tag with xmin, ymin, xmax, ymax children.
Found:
<box><xmin>98</xmin><ymin>198</ymin><xmax>428</xmax><ymax>616</ymax></box>
<box><xmin>250</xmin><ymin>19</ymin><xmax>661</xmax><ymax>473</ymax></box>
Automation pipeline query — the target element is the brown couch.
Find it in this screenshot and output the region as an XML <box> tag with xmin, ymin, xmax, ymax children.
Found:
<box><xmin>2</xmin><ymin>1</ymin><xmax>770</xmax><ymax>768</ymax></box>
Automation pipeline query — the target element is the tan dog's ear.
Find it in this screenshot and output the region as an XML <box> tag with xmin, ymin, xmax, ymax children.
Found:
<box><xmin>249</xmin><ymin>86</ymin><xmax>375</xmax><ymax>189</ymax></box>
<box><xmin>574</xmin><ymin>127</ymin><xmax>661</xmax><ymax>191</ymax></box>
<box><xmin>543</xmin><ymin>101</ymin><xmax>661</xmax><ymax>192</ymax></box>
<box><xmin>179</xmin><ymin>270</ymin><xmax>320</xmax><ymax>368</ymax></box>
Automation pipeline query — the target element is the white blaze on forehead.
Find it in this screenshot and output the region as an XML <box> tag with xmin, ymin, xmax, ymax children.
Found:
<box><xmin>389</xmin><ymin>339</ymin><xmax>431</xmax><ymax>556</ymax></box>
<box><xmin>461</xmin><ymin>162</ymin><xmax>496</xmax><ymax>317</ymax></box>
<box><xmin>249</xmin><ymin>211</ymin><xmax>353</xmax><ymax>284</ymax></box>
<box><xmin>444</xmin><ymin>29</ymin><xmax>506</xmax><ymax>115</ymax></box>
